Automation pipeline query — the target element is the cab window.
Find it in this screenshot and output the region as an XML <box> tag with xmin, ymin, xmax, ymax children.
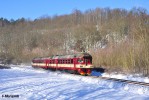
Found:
<box><xmin>78</xmin><ymin>59</ymin><xmax>83</xmax><ymax>63</ymax></box>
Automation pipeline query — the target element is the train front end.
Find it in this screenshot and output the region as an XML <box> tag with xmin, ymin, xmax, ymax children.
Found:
<box><xmin>75</xmin><ymin>53</ymin><xmax>93</xmax><ymax>75</ymax></box>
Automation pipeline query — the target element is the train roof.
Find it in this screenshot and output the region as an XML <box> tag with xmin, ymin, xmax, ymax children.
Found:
<box><xmin>52</xmin><ymin>53</ymin><xmax>92</xmax><ymax>59</ymax></box>
<box><xmin>32</xmin><ymin>53</ymin><xmax>92</xmax><ymax>60</ymax></box>
<box><xmin>32</xmin><ymin>57</ymin><xmax>51</xmax><ymax>60</ymax></box>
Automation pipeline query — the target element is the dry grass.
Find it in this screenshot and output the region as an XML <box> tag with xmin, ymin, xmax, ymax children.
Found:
<box><xmin>91</xmin><ymin>38</ymin><xmax>149</xmax><ymax>76</ymax></box>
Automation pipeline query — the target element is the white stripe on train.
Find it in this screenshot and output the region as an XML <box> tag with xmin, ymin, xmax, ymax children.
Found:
<box><xmin>32</xmin><ymin>63</ymin><xmax>93</xmax><ymax>68</ymax></box>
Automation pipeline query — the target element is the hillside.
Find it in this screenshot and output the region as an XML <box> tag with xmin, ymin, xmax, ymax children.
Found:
<box><xmin>0</xmin><ymin>7</ymin><xmax>149</xmax><ymax>75</ymax></box>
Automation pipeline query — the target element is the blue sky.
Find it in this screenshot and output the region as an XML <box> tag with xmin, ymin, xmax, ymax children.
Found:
<box><xmin>0</xmin><ymin>0</ymin><xmax>149</xmax><ymax>20</ymax></box>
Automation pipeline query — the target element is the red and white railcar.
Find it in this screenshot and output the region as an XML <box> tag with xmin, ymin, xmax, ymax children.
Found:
<box><xmin>32</xmin><ymin>53</ymin><xmax>93</xmax><ymax>75</ymax></box>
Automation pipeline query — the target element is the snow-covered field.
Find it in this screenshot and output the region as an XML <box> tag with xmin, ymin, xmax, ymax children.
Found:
<box><xmin>0</xmin><ymin>65</ymin><xmax>149</xmax><ymax>100</ymax></box>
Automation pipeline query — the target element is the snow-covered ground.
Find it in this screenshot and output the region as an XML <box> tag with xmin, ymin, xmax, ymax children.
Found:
<box><xmin>0</xmin><ymin>65</ymin><xmax>149</xmax><ymax>100</ymax></box>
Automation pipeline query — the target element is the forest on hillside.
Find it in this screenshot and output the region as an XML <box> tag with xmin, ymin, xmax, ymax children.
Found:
<box><xmin>0</xmin><ymin>7</ymin><xmax>149</xmax><ymax>75</ymax></box>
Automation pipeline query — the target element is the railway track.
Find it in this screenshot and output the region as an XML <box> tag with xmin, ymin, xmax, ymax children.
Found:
<box><xmin>15</xmin><ymin>66</ymin><xmax>149</xmax><ymax>87</ymax></box>
<box><xmin>48</xmin><ymin>69</ymin><xmax>149</xmax><ymax>87</ymax></box>
<box><xmin>89</xmin><ymin>75</ymin><xmax>149</xmax><ymax>87</ymax></box>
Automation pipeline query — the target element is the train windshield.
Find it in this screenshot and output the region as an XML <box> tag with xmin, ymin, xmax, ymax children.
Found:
<box><xmin>84</xmin><ymin>56</ymin><xmax>92</xmax><ymax>64</ymax></box>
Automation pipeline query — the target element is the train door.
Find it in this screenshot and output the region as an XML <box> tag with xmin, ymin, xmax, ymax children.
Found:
<box><xmin>45</xmin><ymin>59</ymin><xmax>49</xmax><ymax>69</ymax></box>
<box><xmin>73</xmin><ymin>57</ymin><xmax>76</xmax><ymax>68</ymax></box>
<box><xmin>84</xmin><ymin>59</ymin><xmax>88</xmax><ymax>66</ymax></box>
<box><xmin>55</xmin><ymin>59</ymin><xmax>58</xmax><ymax>70</ymax></box>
